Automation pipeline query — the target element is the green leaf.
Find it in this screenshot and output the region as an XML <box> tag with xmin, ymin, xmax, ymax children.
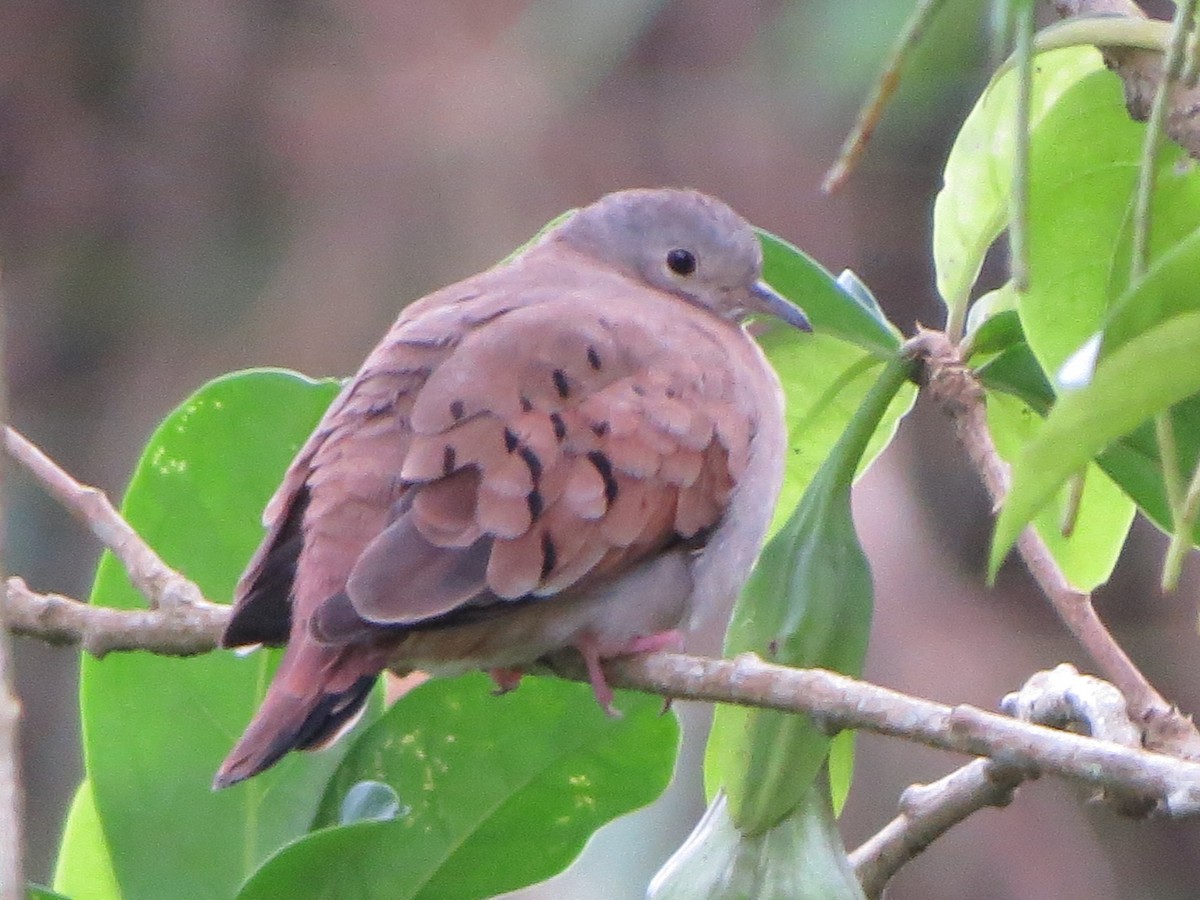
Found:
<box><xmin>986</xmin><ymin>392</ymin><xmax>1135</xmax><ymax>589</ymax></box>
<box><xmin>1019</xmin><ymin>69</ymin><xmax>1200</xmax><ymax>377</ymax></box>
<box><xmin>28</xmin><ymin>887</ymin><xmax>73</xmax><ymax>900</ymax></box>
<box><xmin>977</xmin><ymin>344</ymin><xmax>1199</xmax><ymax>544</ymax></box>
<box><xmin>237</xmin><ymin>673</ymin><xmax>678</xmax><ymax>899</ymax></box>
<box><xmin>758</xmin><ymin>231</ymin><xmax>899</xmax><ymax>358</ymax></box>
<box><xmin>933</xmin><ymin>46</ymin><xmax>1103</xmax><ymax>332</ymax></box>
<box><xmin>52</xmin><ymin>780</ymin><xmax>120</xmax><ymax>900</ymax></box>
<box><xmin>977</xmin><ymin>341</ymin><xmax>1054</xmax><ymax>414</ymax></box>
<box><xmin>79</xmin><ymin>369</ymin><xmax>381</xmax><ymax>900</ymax></box>
<box><xmin>967</xmin><ymin>304</ymin><xmax>1022</xmax><ymax>358</ymax></box>
<box><xmin>1101</xmin><ymin>227</ymin><xmax>1200</xmax><ymax>360</ymax></box>
<box><xmin>706</xmin><ymin>355</ymin><xmax>914</xmax><ymax>833</ymax></box>
<box><xmin>991</xmin><ymin>313</ymin><xmax>1200</xmax><ymax>575</ymax></box>
<box><xmin>1096</xmin><ymin>398</ymin><xmax>1200</xmax><ymax>540</ymax></box>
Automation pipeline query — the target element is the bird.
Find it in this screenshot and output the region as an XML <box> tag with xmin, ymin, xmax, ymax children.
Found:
<box><xmin>213</xmin><ymin>187</ymin><xmax>811</xmax><ymax>789</ymax></box>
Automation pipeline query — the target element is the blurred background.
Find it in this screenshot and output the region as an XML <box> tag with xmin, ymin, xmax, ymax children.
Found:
<box><xmin>4</xmin><ymin>0</ymin><xmax>1199</xmax><ymax>897</ymax></box>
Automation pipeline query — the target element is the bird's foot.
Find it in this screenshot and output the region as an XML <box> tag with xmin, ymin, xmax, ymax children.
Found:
<box><xmin>488</xmin><ymin>667</ymin><xmax>525</xmax><ymax>695</ymax></box>
<box><xmin>574</xmin><ymin>629</ymin><xmax>685</xmax><ymax>717</ymax></box>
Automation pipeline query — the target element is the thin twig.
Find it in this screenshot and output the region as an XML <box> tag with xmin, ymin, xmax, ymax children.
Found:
<box><xmin>850</xmin><ymin>759</ymin><xmax>1025</xmax><ymax>899</ymax></box>
<box><xmin>910</xmin><ymin>328</ymin><xmax>1200</xmax><ymax>759</ymax></box>
<box><xmin>821</xmin><ymin>0</ymin><xmax>952</xmax><ymax>193</ymax></box>
<box><xmin>1162</xmin><ymin>459</ymin><xmax>1200</xmax><ymax>591</ymax></box>
<box><xmin>0</xmin><ymin>271</ymin><xmax>24</xmax><ymax>899</ymax></box>
<box><xmin>4</xmin><ymin>426</ymin><xmax>213</xmax><ymax>612</ymax></box>
<box><xmin>850</xmin><ymin>663</ymin><xmax>1146</xmax><ymax>898</ymax></box>
<box><xmin>1009</xmin><ymin>0</ymin><xmax>1034</xmax><ymax>293</ymax></box>
<box><xmin>1130</xmin><ymin>0</ymin><xmax>1196</xmax><ymax>279</ymax></box>
<box><xmin>1128</xmin><ymin>0</ymin><xmax>1194</xmax><ymax>593</ymax></box>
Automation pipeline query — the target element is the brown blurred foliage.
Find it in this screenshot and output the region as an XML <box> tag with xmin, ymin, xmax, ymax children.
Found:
<box><xmin>2</xmin><ymin>0</ymin><xmax>1198</xmax><ymax>896</ymax></box>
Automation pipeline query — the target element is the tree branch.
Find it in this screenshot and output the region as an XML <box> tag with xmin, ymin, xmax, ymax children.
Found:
<box><xmin>910</xmin><ymin>329</ymin><xmax>1200</xmax><ymax>759</ymax></box>
<box><xmin>849</xmin><ymin>758</ymin><xmax>1025</xmax><ymax>900</ymax></box>
<box><xmin>3</xmin><ymin>577</ymin><xmax>225</xmax><ymax>658</ymax></box>
<box><xmin>4</xmin><ymin>427</ymin><xmax>212</xmax><ymax>612</ymax></box>
<box><xmin>849</xmin><ymin>663</ymin><xmax>1150</xmax><ymax>898</ymax></box>
<box><xmin>1051</xmin><ymin>0</ymin><xmax>1200</xmax><ymax>160</ymax></box>
<box><xmin>7</xmin><ymin>562</ymin><xmax>1200</xmax><ymax>819</ymax></box>
<box><xmin>578</xmin><ymin>651</ymin><xmax>1200</xmax><ymax>816</ymax></box>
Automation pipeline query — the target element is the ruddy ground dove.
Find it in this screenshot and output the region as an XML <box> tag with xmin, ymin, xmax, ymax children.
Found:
<box><xmin>214</xmin><ymin>188</ymin><xmax>811</xmax><ymax>788</ymax></box>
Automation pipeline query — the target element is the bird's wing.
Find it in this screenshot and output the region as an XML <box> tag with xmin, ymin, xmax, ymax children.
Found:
<box><xmin>317</xmin><ymin>285</ymin><xmax>756</xmax><ymax>636</ymax></box>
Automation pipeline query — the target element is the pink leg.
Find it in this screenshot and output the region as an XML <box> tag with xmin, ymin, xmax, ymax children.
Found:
<box><xmin>488</xmin><ymin>667</ymin><xmax>524</xmax><ymax>695</ymax></box>
<box><xmin>574</xmin><ymin>633</ymin><xmax>617</xmax><ymax>716</ymax></box>
<box><xmin>574</xmin><ymin>629</ymin><xmax>685</xmax><ymax>717</ymax></box>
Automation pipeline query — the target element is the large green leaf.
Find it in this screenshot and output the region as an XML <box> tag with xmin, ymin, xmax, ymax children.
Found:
<box><xmin>992</xmin><ymin>313</ymin><xmax>1200</xmax><ymax>575</ymax></box>
<box><xmin>1020</xmin><ymin>70</ymin><xmax>1200</xmax><ymax>377</ymax></box>
<box><xmin>933</xmin><ymin>46</ymin><xmax>1102</xmax><ymax>332</ymax></box>
<box><xmin>236</xmin><ymin>673</ymin><xmax>678</xmax><ymax>899</ymax></box>
<box><xmin>75</xmin><ymin>369</ymin><xmax>379</xmax><ymax>900</ymax></box>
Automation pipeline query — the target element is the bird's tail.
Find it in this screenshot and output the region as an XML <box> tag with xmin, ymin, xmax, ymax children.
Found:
<box><xmin>213</xmin><ymin>643</ymin><xmax>378</xmax><ymax>789</ymax></box>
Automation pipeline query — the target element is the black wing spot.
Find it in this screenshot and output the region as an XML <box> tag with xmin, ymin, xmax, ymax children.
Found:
<box><xmin>591</xmin><ymin>421</ymin><xmax>610</xmax><ymax>438</ymax></box>
<box><xmin>549</xmin><ymin>412</ymin><xmax>567</xmax><ymax>442</ymax></box>
<box><xmin>552</xmin><ymin>369</ymin><xmax>570</xmax><ymax>399</ymax></box>
<box><xmin>540</xmin><ymin>531</ymin><xmax>557</xmax><ymax>579</ymax></box>
<box><xmin>442</xmin><ymin>445</ymin><xmax>456</xmax><ymax>475</ymax></box>
<box><xmin>518</xmin><ymin>446</ymin><xmax>543</xmax><ymax>484</ymax></box>
<box><xmin>586</xmin><ymin>346</ymin><xmax>602</xmax><ymax>370</ymax></box>
<box><xmin>449</xmin><ymin>399</ymin><xmax>466</xmax><ymax>421</ymax></box>
<box><xmin>528</xmin><ymin>489</ymin><xmax>544</xmax><ymax>521</ymax></box>
<box><xmin>520</xmin><ymin>394</ymin><xmax>534</xmax><ymax>412</ymax></box>
<box><xmin>586</xmin><ymin>451</ymin><xmax>619</xmax><ymax>506</ymax></box>
<box><xmin>503</xmin><ymin>427</ymin><xmax>519</xmax><ymax>452</ymax></box>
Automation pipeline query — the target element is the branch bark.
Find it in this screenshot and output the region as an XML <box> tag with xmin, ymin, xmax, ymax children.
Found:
<box><xmin>850</xmin><ymin>663</ymin><xmax>1150</xmax><ymax>898</ymax></box>
<box><xmin>4</xmin><ymin>427</ymin><xmax>212</xmax><ymax>612</ymax></box>
<box><xmin>849</xmin><ymin>758</ymin><xmax>1025</xmax><ymax>900</ymax></box>
<box><xmin>911</xmin><ymin>329</ymin><xmax>1200</xmax><ymax>760</ymax></box>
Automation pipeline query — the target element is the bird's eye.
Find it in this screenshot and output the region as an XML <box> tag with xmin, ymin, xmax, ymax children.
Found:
<box><xmin>665</xmin><ymin>248</ymin><xmax>697</xmax><ymax>276</ymax></box>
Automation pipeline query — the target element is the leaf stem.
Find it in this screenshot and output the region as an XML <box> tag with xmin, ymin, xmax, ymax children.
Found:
<box><xmin>1007</xmin><ymin>0</ymin><xmax>1034</xmax><ymax>294</ymax></box>
<box><xmin>1131</xmin><ymin>0</ymin><xmax>1196</xmax><ymax>279</ymax></box>
<box><xmin>1161</xmin><ymin>456</ymin><xmax>1200</xmax><ymax>592</ymax></box>
<box><xmin>822</xmin><ymin>0</ymin><xmax>952</xmax><ymax>194</ymax></box>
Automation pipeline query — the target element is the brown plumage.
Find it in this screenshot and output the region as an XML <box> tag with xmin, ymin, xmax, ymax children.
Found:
<box><xmin>214</xmin><ymin>188</ymin><xmax>811</xmax><ymax>788</ymax></box>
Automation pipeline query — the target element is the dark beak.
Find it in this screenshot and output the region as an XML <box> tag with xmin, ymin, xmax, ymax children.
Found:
<box><xmin>746</xmin><ymin>280</ymin><xmax>812</xmax><ymax>332</ymax></box>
